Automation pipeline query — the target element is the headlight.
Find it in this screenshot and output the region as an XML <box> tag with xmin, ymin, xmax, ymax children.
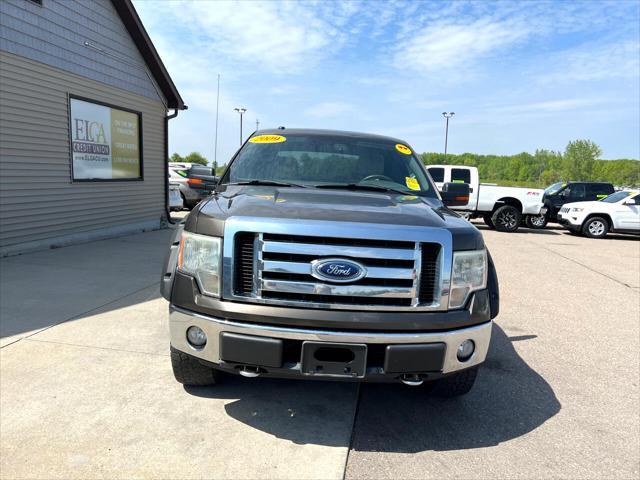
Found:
<box><xmin>178</xmin><ymin>232</ymin><xmax>222</xmax><ymax>297</ymax></box>
<box><xmin>571</xmin><ymin>207</ymin><xmax>584</xmax><ymax>212</ymax></box>
<box><xmin>449</xmin><ymin>249</ymin><xmax>487</xmax><ymax>309</ymax></box>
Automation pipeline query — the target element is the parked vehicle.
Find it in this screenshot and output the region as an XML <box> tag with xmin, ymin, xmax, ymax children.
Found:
<box><xmin>426</xmin><ymin>165</ymin><xmax>545</xmax><ymax>232</ymax></box>
<box><xmin>169</xmin><ymin>182</ymin><xmax>183</xmax><ymax>211</ymax></box>
<box><xmin>540</xmin><ymin>181</ymin><xmax>615</xmax><ymax>227</ymax></box>
<box><xmin>169</xmin><ymin>164</ymin><xmax>218</xmax><ymax>209</ymax></box>
<box><xmin>557</xmin><ymin>190</ymin><xmax>640</xmax><ymax>238</ymax></box>
<box><xmin>161</xmin><ymin>129</ymin><xmax>499</xmax><ymax>396</ymax></box>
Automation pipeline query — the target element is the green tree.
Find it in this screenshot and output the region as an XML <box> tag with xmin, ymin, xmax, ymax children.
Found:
<box><xmin>419</xmin><ymin>139</ymin><xmax>638</xmax><ymax>188</ymax></box>
<box><xmin>563</xmin><ymin>140</ymin><xmax>602</xmax><ymax>180</ymax></box>
<box><xmin>169</xmin><ymin>152</ymin><xmax>184</xmax><ymax>163</ymax></box>
<box><xmin>183</xmin><ymin>152</ymin><xmax>209</xmax><ymax>166</ymax></box>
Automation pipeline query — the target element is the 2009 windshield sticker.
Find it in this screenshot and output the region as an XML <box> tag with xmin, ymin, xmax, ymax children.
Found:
<box><xmin>405</xmin><ymin>176</ymin><xmax>420</xmax><ymax>190</ymax></box>
<box><xmin>396</xmin><ymin>144</ymin><xmax>412</xmax><ymax>155</ymax></box>
<box><xmin>249</xmin><ymin>135</ymin><xmax>286</xmax><ymax>143</ymax></box>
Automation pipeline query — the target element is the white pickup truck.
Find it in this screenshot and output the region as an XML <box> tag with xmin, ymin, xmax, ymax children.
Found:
<box><xmin>426</xmin><ymin>165</ymin><xmax>546</xmax><ymax>232</ymax></box>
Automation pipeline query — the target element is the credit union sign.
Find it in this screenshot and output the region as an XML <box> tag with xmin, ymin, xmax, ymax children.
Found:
<box><xmin>69</xmin><ymin>96</ymin><xmax>142</xmax><ymax>180</ymax></box>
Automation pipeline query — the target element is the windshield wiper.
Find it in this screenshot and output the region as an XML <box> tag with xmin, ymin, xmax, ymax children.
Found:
<box><xmin>314</xmin><ymin>183</ymin><xmax>418</xmax><ymax>196</ymax></box>
<box><xmin>222</xmin><ymin>180</ymin><xmax>308</xmax><ymax>188</ymax></box>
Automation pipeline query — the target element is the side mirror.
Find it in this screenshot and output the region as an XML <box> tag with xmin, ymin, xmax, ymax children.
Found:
<box><xmin>441</xmin><ymin>182</ymin><xmax>470</xmax><ymax>207</ymax></box>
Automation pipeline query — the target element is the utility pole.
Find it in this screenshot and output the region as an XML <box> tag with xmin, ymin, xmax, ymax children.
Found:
<box><xmin>214</xmin><ymin>74</ymin><xmax>220</xmax><ymax>169</ymax></box>
<box><xmin>442</xmin><ymin>112</ymin><xmax>455</xmax><ymax>160</ymax></box>
<box><xmin>234</xmin><ymin>107</ymin><xmax>246</xmax><ymax>146</ymax></box>
<box><xmin>256</xmin><ymin>119</ymin><xmax>260</xmax><ymax>131</ymax></box>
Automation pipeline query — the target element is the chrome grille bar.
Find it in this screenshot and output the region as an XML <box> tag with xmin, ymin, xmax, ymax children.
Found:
<box><xmin>222</xmin><ymin>217</ymin><xmax>452</xmax><ymax>311</ymax></box>
<box><xmin>262</xmin><ymin>260</ymin><xmax>415</xmax><ymax>279</ymax></box>
<box><xmin>261</xmin><ymin>279</ymin><xmax>415</xmax><ymax>298</ymax></box>
<box><xmin>262</xmin><ymin>241</ymin><xmax>415</xmax><ymax>260</ymax></box>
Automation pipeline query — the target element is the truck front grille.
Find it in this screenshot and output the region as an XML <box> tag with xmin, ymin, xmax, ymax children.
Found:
<box><xmin>230</xmin><ymin>232</ymin><xmax>442</xmax><ymax>310</ymax></box>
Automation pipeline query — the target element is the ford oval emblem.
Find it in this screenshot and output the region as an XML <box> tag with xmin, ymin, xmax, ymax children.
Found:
<box><xmin>311</xmin><ymin>258</ymin><xmax>367</xmax><ymax>283</ymax></box>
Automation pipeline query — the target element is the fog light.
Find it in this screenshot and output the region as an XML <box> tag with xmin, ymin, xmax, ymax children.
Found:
<box><xmin>457</xmin><ymin>340</ymin><xmax>475</xmax><ymax>361</ymax></box>
<box><xmin>186</xmin><ymin>326</ymin><xmax>207</xmax><ymax>347</ymax></box>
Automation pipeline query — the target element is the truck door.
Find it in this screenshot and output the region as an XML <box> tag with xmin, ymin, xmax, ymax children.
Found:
<box><xmin>564</xmin><ymin>184</ymin><xmax>586</xmax><ymax>204</ymax></box>
<box><xmin>427</xmin><ymin>167</ymin><xmax>445</xmax><ymax>191</ymax></box>
<box><xmin>451</xmin><ymin>167</ymin><xmax>478</xmax><ymax>209</ymax></box>
<box><xmin>614</xmin><ymin>194</ymin><xmax>640</xmax><ymax>231</ymax></box>
<box><xmin>589</xmin><ymin>183</ymin><xmax>614</xmax><ymax>201</ymax></box>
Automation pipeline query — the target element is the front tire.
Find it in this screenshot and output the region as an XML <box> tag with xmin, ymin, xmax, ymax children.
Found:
<box><xmin>432</xmin><ymin>366</ymin><xmax>478</xmax><ymax>397</ymax></box>
<box><xmin>483</xmin><ymin>213</ymin><xmax>495</xmax><ymax>229</ymax></box>
<box><xmin>171</xmin><ymin>346</ymin><xmax>219</xmax><ymax>386</ymax></box>
<box><xmin>582</xmin><ymin>217</ymin><xmax>609</xmax><ymax>238</ymax></box>
<box><xmin>492</xmin><ymin>205</ymin><xmax>521</xmax><ymax>232</ymax></box>
<box><xmin>526</xmin><ymin>214</ymin><xmax>548</xmax><ymax>229</ymax></box>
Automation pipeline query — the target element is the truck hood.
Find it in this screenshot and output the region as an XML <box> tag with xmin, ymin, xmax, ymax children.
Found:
<box><xmin>191</xmin><ymin>186</ymin><xmax>484</xmax><ymax>250</ymax></box>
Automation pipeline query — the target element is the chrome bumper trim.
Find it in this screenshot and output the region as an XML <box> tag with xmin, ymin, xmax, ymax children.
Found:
<box><xmin>169</xmin><ymin>306</ymin><xmax>492</xmax><ymax>375</ymax></box>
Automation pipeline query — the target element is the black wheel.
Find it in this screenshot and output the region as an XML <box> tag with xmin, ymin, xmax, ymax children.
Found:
<box><xmin>525</xmin><ymin>214</ymin><xmax>548</xmax><ymax>229</ymax></box>
<box><xmin>582</xmin><ymin>216</ymin><xmax>609</xmax><ymax>239</ymax></box>
<box><xmin>491</xmin><ymin>205</ymin><xmax>521</xmax><ymax>232</ymax></box>
<box><xmin>483</xmin><ymin>214</ymin><xmax>495</xmax><ymax>229</ymax></box>
<box><xmin>432</xmin><ymin>366</ymin><xmax>478</xmax><ymax>397</ymax></box>
<box><xmin>170</xmin><ymin>346</ymin><xmax>219</xmax><ymax>386</ymax></box>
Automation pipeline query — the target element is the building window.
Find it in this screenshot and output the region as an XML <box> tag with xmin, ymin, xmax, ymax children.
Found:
<box><xmin>68</xmin><ymin>96</ymin><xmax>143</xmax><ymax>182</ymax></box>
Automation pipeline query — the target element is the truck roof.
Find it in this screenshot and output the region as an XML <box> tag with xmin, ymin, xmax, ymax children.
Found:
<box><xmin>253</xmin><ymin>128</ymin><xmax>409</xmax><ymax>145</ymax></box>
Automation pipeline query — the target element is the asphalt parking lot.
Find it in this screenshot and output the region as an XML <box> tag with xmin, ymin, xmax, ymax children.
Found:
<box><xmin>1</xmin><ymin>222</ymin><xmax>638</xmax><ymax>479</ymax></box>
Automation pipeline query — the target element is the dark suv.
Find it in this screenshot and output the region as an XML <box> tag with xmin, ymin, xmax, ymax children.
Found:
<box><xmin>542</xmin><ymin>181</ymin><xmax>614</xmax><ymax>224</ymax></box>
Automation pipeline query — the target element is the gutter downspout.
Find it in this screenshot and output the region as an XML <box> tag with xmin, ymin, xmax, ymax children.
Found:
<box><xmin>164</xmin><ymin>107</ymin><xmax>185</xmax><ymax>225</ymax></box>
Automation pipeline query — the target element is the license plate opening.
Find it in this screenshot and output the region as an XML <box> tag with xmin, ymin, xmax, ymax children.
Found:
<box><xmin>301</xmin><ymin>342</ymin><xmax>367</xmax><ymax>378</ymax></box>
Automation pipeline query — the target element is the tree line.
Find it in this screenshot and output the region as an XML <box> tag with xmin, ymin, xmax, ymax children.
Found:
<box><xmin>420</xmin><ymin>140</ymin><xmax>639</xmax><ymax>187</ymax></box>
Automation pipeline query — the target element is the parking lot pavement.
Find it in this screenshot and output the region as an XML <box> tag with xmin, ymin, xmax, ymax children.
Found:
<box><xmin>1</xmin><ymin>223</ymin><xmax>638</xmax><ymax>479</ymax></box>
<box><xmin>346</xmin><ymin>225</ymin><xmax>639</xmax><ymax>479</ymax></box>
<box><xmin>0</xmin><ymin>227</ymin><xmax>356</xmax><ymax>480</ymax></box>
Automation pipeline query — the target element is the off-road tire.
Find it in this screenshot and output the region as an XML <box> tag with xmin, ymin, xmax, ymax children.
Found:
<box><xmin>433</xmin><ymin>366</ymin><xmax>478</xmax><ymax>397</ymax></box>
<box><xmin>170</xmin><ymin>346</ymin><xmax>219</xmax><ymax>386</ymax></box>
<box><xmin>483</xmin><ymin>214</ymin><xmax>495</xmax><ymax>229</ymax></box>
<box><xmin>582</xmin><ymin>216</ymin><xmax>609</xmax><ymax>239</ymax></box>
<box><xmin>492</xmin><ymin>205</ymin><xmax>521</xmax><ymax>232</ymax></box>
<box><xmin>525</xmin><ymin>214</ymin><xmax>548</xmax><ymax>229</ymax></box>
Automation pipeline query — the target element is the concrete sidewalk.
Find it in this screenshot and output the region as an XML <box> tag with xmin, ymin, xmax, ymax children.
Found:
<box><xmin>0</xmin><ymin>228</ymin><xmax>356</xmax><ymax>479</ymax></box>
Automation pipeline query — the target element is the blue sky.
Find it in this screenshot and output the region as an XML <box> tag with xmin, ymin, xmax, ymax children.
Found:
<box><xmin>133</xmin><ymin>0</ymin><xmax>640</xmax><ymax>164</ymax></box>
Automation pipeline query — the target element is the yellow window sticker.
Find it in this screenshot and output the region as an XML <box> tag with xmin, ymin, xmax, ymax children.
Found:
<box><xmin>249</xmin><ymin>134</ymin><xmax>286</xmax><ymax>143</ymax></box>
<box><xmin>405</xmin><ymin>177</ymin><xmax>420</xmax><ymax>190</ymax></box>
<box><xmin>396</xmin><ymin>144</ymin><xmax>412</xmax><ymax>155</ymax></box>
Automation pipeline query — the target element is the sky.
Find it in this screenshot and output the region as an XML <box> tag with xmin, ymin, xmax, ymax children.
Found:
<box><xmin>133</xmin><ymin>0</ymin><xmax>640</xmax><ymax>165</ymax></box>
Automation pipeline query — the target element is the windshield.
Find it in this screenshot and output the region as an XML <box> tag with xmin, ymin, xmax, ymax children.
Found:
<box><xmin>600</xmin><ymin>191</ymin><xmax>633</xmax><ymax>203</ymax></box>
<box><xmin>544</xmin><ymin>182</ymin><xmax>565</xmax><ymax>195</ymax></box>
<box><xmin>221</xmin><ymin>133</ymin><xmax>437</xmax><ymax>197</ymax></box>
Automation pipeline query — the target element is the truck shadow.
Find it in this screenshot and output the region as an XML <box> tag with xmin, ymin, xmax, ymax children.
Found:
<box><xmin>185</xmin><ymin>324</ymin><xmax>560</xmax><ymax>452</ymax></box>
<box><xmin>474</xmin><ymin>224</ymin><xmax>560</xmax><ymax>235</ymax></box>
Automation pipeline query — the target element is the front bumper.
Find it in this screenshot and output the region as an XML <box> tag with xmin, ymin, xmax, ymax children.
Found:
<box><xmin>170</xmin><ymin>305</ymin><xmax>492</xmax><ymax>381</ymax></box>
<box><xmin>557</xmin><ymin>214</ymin><xmax>582</xmax><ymax>232</ymax></box>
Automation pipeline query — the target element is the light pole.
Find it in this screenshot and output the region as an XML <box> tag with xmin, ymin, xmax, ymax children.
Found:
<box><xmin>234</xmin><ymin>107</ymin><xmax>247</xmax><ymax>145</ymax></box>
<box><xmin>256</xmin><ymin>119</ymin><xmax>260</xmax><ymax>131</ymax></box>
<box><xmin>442</xmin><ymin>112</ymin><xmax>455</xmax><ymax>160</ymax></box>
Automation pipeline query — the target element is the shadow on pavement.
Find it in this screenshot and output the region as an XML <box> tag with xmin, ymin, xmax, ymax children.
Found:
<box><xmin>474</xmin><ymin>224</ymin><xmax>560</xmax><ymax>235</ymax></box>
<box><xmin>186</xmin><ymin>376</ymin><xmax>358</xmax><ymax>447</ymax></box>
<box><xmin>349</xmin><ymin>324</ymin><xmax>560</xmax><ymax>452</ymax></box>
<box><xmin>186</xmin><ymin>324</ymin><xmax>560</xmax><ymax>452</ymax></box>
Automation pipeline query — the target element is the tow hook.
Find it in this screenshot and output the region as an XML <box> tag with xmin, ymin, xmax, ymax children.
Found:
<box><xmin>238</xmin><ymin>366</ymin><xmax>261</xmax><ymax>378</ymax></box>
<box><xmin>400</xmin><ymin>374</ymin><xmax>424</xmax><ymax>386</ymax></box>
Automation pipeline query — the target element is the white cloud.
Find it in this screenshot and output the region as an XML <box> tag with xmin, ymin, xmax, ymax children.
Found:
<box><xmin>394</xmin><ymin>18</ymin><xmax>531</xmax><ymax>74</ymax></box>
<box><xmin>305</xmin><ymin>102</ymin><xmax>355</xmax><ymax>118</ymax></box>
<box><xmin>539</xmin><ymin>40</ymin><xmax>640</xmax><ymax>84</ymax></box>
<box><xmin>136</xmin><ymin>0</ymin><xmax>358</xmax><ymax>73</ymax></box>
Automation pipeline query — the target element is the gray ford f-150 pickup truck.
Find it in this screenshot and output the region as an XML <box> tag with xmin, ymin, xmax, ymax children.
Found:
<box><xmin>161</xmin><ymin>129</ymin><xmax>499</xmax><ymax>397</ymax></box>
